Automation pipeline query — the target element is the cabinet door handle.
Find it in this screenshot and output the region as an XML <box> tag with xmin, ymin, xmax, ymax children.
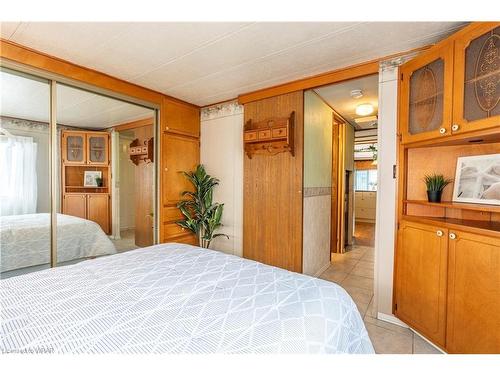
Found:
<box><xmin>451</xmin><ymin>124</ymin><xmax>460</xmax><ymax>132</ymax></box>
<box><xmin>439</xmin><ymin>127</ymin><xmax>447</xmax><ymax>134</ymax></box>
<box><xmin>449</xmin><ymin>233</ymin><xmax>457</xmax><ymax>240</ymax></box>
<box><xmin>436</xmin><ymin>230</ymin><xmax>443</xmax><ymax>237</ymax></box>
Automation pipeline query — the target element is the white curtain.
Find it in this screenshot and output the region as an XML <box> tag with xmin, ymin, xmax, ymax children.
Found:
<box><xmin>0</xmin><ymin>135</ymin><xmax>38</xmax><ymax>215</ymax></box>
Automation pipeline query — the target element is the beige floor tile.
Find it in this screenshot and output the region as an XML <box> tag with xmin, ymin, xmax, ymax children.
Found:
<box><xmin>365</xmin><ymin>296</ymin><xmax>377</xmax><ymax>319</ymax></box>
<box><xmin>319</xmin><ymin>268</ymin><xmax>348</xmax><ymax>283</ymax></box>
<box><xmin>351</xmin><ymin>265</ymin><xmax>374</xmax><ymax>278</ymax></box>
<box><xmin>341</xmin><ymin>274</ymin><xmax>374</xmax><ymax>291</ymax></box>
<box><xmin>413</xmin><ymin>334</ymin><xmax>443</xmax><ymax>354</ymax></box>
<box><xmin>365</xmin><ymin>322</ymin><xmax>413</xmax><ymax>354</ymax></box>
<box><xmin>330</xmin><ymin>262</ymin><xmax>357</xmax><ymax>274</ymax></box>
<box><xmin>363</xmin><ymin>316</ymin><xmax>413</xmax><ymax>336</ymax></box>
<box><xmin>356</xmin><ymin>260</ymin><xmax>374</xmax><ymax>270</ymax></box>
<box><xmin>341</xmin><ymin>285</ymin><xmax>373</xmax><ymax>313</ymax></box>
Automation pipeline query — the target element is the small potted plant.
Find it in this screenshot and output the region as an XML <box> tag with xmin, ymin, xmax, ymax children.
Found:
<box><xmin>424</xmin><ymin>174</ymin><xmax>452</xmax><ymax>203</ymax></box>
<box><xmin>95</xmin><ymin>176</ymin><xmax>103</xmax><ymax>187</ymax></box>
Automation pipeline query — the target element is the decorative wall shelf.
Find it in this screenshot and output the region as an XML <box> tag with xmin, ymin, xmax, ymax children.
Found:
<box><xmin>243</xmin><ymin>111</ymin><xmax>295</xmax><ymax>159</ymax></box>
<box><xmin>129</xmin><ymin>137</ymin><xmax>154</xmax><ymax>165</ymax></box>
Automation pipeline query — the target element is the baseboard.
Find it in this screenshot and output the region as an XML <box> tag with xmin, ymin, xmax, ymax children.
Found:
<box><xmin>313</xmin><ymin>262</ymin><xmax>331</xmax><ymax>278</ymax></box>
<box><xmin>377</xmin><ymin>313</ymin><xmax>446</xmax><ymax>354</ymax></box>
<box><xmin>377</xmin><ymin>312</ymin><xmax>409</xmax><ymax>328</ymax></box>
<box><xmin>120</xmin><ymin>226</ymin><xmax>135</xmax><ymax>231</ymax></box>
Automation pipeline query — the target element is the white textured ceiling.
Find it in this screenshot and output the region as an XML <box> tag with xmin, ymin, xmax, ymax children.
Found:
<box><xmin>0</xmin><ymin>22</ymin><xmax>467</xmax><ymax>106</ymax></box>
<box><xmin>314</xmin><ymin>74</ymin><xmax>379</xmax><ymax>130</ymax></box>
<box><xmin>0</xmin><ymin>70</ymin><xmax>153</xmax><ymax>128</ymax></box>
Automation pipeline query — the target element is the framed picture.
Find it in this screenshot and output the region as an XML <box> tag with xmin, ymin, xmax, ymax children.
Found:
<box><xmin>452</xmin><ymin>154</ymin><xmax>500</xmax><ymax>206</ymax></box>
<box><xmin>84</xmin><ymin>171</ymin><xmax>102</xmax><ymax>187</ymax></box>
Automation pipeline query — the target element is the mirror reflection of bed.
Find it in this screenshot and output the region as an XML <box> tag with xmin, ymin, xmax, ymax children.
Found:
<box><xmin>0</xmin><ymin>69</ymin><xmax>155</xmax><ymax>279</ymax></box>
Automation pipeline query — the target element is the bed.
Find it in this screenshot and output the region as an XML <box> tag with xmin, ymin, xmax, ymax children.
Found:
<box><xmin>0</xmin><ymin>213</ymin><xmax>116</xmax><ymax>273</ymax></box>
<box><xmin>0</xmin><ymin>243</ymin><xmax>374</xmax><ymax>354</ymax></box>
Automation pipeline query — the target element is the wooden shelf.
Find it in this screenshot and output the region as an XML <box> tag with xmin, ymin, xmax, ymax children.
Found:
<box><xmin>402</xmin><ymin>215</ymin><xmax>500</xmax><ymax>238</ymax></box>
<box><xmin>404</xmin><ymin>200</ymin><xmax>500</xmax><ymax>213</ymax></box>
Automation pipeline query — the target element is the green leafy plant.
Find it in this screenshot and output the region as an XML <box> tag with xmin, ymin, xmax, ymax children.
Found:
<box><xmin>423</xmin><ymin>174</ymin><xmax>453</xmax><ymax>192</ymax></box>
<box><xmin>176</xmin><ymin>164</ymin><xmax>229</xmax><ymax>248</ymax></box>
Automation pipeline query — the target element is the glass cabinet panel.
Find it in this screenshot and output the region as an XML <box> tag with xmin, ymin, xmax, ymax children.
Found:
<box><xmin>463</xmin><ymin>26</ymin><xmax>499</xmax><ymax>122</ymax></box>
<box><xmin>66</xmin><ymin>134</ymin><xmax>85</xmax><ymax>163</ymax></box>
<box><xmin>408</xmin><ymin>58</ymin><xmax>445</xmax><ymax>135</ymax></box>
<box><xmin>88</xmin><ymin>134</ymin><xmax>108</xmax><ymax>164</ymax></box>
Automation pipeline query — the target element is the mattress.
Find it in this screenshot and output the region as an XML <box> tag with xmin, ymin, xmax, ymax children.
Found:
<box><xmin>0</xmin><ymin>213</ymin><xmax>116</xmax><ymax>272</ymax></box>
<box><xmin>0</xmin><ymin>243</ymin><xmax>373</xmax><ymax>354</ymax></box>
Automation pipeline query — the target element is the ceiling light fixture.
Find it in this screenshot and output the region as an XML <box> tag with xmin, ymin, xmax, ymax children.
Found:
<box><xmin>350</xmin><ymin>89</ymin><xmax>363</xmax><ymax>99</ymax></box>
<box><xmin>355</xmin><ymin>103</ymin><xmax>374</xmax><ymax>116</ymax></box>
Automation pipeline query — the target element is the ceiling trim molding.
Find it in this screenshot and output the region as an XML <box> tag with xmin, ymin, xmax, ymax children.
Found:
<box><xmin>0</xmin><ymin>39</ymin><xmax>199</xmax><ymax>109</ymax></box>
<box><xmin>237</xmin><ymin>45</ymin><xmax>436</xmax><ymax>105</ymax></box>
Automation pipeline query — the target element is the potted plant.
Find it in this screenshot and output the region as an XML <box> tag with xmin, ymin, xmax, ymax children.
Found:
<box><xmin>176</xmin><ymin>165</ymin><xmax>229</xmax><ymax>249</ymax></box>
<box><xmin>95</xmin><ymin>176</ymin><xmax>103</xmax><ymax>187</ymax></box>
<box><xmin>424</xmin><ymin>174</ymin><xmax>453</xmax><ymax>203</ymax></box>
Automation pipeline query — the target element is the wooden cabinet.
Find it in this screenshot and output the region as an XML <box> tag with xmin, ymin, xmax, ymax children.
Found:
<box><xmin>395</xmin><ymin>218</ymin><xmax>500</xmax><ymax>353</ymax></box>
<box><xmin>400</xmin><ymin>22</ymin><xmax>500</xmax><ymax>144</ymax></box>
<box><xmin>63</xmin><ymin>131</ymin><xmax>109</xmax><ymax>165</ymax></box>
<box><xmin>62</xmin><ymin>132</ymin><xmax>86</xmax><ymax>164</ymax></box>
<box><xmin>63</xmin><ymin>193</ymin><xmax>109</xmax><ymax>233</ymax></box>
<box><xmin>62</xmin><ymin>130</ymin><xmax>111</xmax><ymax>234</ymax></box>
<box><xmin>63</xmin><ymin>193</ymin><xmax>87</xmax><ymax>219</ymax></box>
<box><xmin>86</xmin><ymin>194</ymin><xmax>109</xmax><ymax>234</ymax></box>
<box><xmin>163</xmin><ymin>99</ymin><xmax>200</xmax><ymax>137</ymax></box>
<box><xmin>446</xmin><ymin>230</ymin><xmax>500</xmax><ymax>353</ymax></box>
<box><xmin>160</xmin><ymin>132</ymin><xmax>199</xmax><ymax>243</ymax></box>
<box><xmin>452</xmin><ymin>23</ymin><xmax>500</xmax><ymax>135</ymax></box>
<box><xmin>400</xmin><ymin>42</ymin><xmax>454</xmax><ymax>144</ymax></box>
<box><xmin>87</xmin><ymin>133</ymin><xmax>109</xmax><ymax>165</ymax></box>
<box><xmin>161</xmin><ymin>133</ymin><xmax>199</xmax><ymax>206</ymax></box>
<box><xmin>395</xmin><ymin>220</ymin><xmax>449</xmax><ymax>347</ymax></box>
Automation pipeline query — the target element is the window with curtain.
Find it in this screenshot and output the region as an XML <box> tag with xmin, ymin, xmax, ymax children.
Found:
<box><xmin>355</xmin><ymin>169</ymin><xmax>377</xmax><ymax>191</ymax></box>
<box><xmin>0</xmin><ymin>135</ymin><xmax>38</xmax><ymax>215</ymax></box>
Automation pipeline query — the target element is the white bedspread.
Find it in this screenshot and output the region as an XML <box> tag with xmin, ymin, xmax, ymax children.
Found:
<box><xmin>0</xmin><ymin>213</ymin><xmax>116</xmax><ymax>272</ymax></box>
<box><xmin>0</xmin><ymin>243</ymin><xmax>374</xmax><ymax>354</ymax></box>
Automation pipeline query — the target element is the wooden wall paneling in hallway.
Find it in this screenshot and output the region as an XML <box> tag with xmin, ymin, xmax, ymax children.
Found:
<box><xmin>243</xmin><ymin>91</ymin><xmax>304</xmax><ymax>273</ymax></box>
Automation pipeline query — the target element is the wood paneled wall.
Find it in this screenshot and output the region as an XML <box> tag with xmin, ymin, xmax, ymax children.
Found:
<box><xmin>243</xmin><ymin>91</ymin><xmax>304</xmax><ymax>273</ymax></box>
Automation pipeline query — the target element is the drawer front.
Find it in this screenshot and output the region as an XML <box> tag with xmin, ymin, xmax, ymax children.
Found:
<box><xmin>244</xmin><ymin>131</ymin><xmax>257</xmax><ymax>142</ymax></box>
<box><xmin>272</xmin><ymin>127</ymin><xmax>287</xmax><ymax>138</ymax></box>
<box><xmin>162</xmin><ymin>205</ymin><xmax>183</xmax><ymax>223</ymax></box>
<box><xmin>258</xmin><ymin>129</ymin><xmax>271</xmax><ymax>140</ymax></box>
<box><xmin>162</xmin><ymin>222</ymin><xmax>189</xmax><ymax>239</ymax></box>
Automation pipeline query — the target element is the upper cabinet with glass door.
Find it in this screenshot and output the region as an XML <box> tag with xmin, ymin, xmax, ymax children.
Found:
<box><xmin>87</xmin><ymin>133</ymin><xmax>109</xmax><ymax>165</ymax></box>
<box><xmin>400</xmin><ymin>41</ymin><xmax>454</xmax><ymax>144</ymax></box>
<box><xmin>452</xmin><ymin>23</ymin><xmax>499</xmax><ymax>135</ymax></box>
<box><xmin>62</xmin><ymin>131</ymin><xmax>86</xmax><ymax>164</ymax></box>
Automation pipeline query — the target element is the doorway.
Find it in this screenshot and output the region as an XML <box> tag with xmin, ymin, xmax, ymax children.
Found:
<box><xmin>112</xmin><ymin>118</ymin><xmax>155</xmax><ymax>251</ymax></box>
<box><xmin>312</xmin><ymin>74</ymin><xmax>379</xmax><ymax>318</ymax></box>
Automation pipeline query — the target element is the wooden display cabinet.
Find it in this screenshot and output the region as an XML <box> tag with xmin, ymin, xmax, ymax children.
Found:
<box><xmin>61</xmin><ymin>130</ymin><xmax>111</xmax><ymax>234</ymax></box>
<box><xmin>394</xmin><ymin>22</ymin><xmax>500</xmax><ymax>354</ymax></box>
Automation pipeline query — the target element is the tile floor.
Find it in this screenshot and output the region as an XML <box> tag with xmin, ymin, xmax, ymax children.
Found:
<box><xmin>111</xmin><ymin>229</ymin><xmax>139</xmax><ymax>253</ymax></box>
<box><xmin>320</xmin><ymin>241</ymin><xmax>442</xmax><ymax>354</ymax></box>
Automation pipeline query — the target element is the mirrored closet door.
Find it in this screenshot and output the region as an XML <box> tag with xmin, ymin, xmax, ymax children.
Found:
<box><xmin>0</xmin><ymin>69</ymin><xmax>51</xmax><ymax>278</ymax></box>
